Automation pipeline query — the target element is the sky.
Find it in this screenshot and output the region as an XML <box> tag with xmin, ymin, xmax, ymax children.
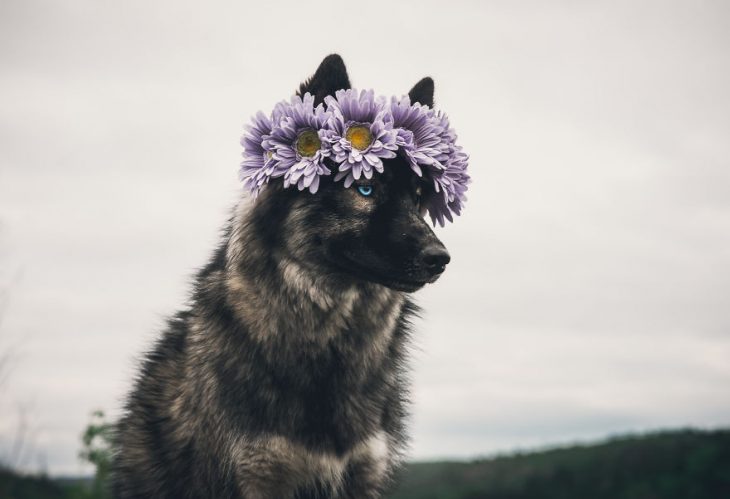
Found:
<box><xmin>1</xmin><ymin>0</ymin><xmax>729</xmax><ymax>476</ymax></box>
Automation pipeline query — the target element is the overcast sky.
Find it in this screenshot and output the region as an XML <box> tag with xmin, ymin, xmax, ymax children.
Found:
<box><xmin>1</xmin><ymin>0</ymin><xmax>729</xmax><ymax>476</ymax></box>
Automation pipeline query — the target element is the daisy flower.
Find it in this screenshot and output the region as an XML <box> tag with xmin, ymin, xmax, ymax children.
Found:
<box><xmin>265</xmin><ymin>93</ymin><xmax>333</xmax><ymax>193</ymax></box>
<box><xmin>239</xmin><ymin>111</ymin><xmax>275</xmax><ymax>196</ymax></box>
<box><xmin>325</xmin><ymin>89</ymin><xmax>398</xmax><ymax>187</ymax></box>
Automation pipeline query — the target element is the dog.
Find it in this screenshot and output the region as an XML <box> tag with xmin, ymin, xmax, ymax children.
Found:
<box><xmin>112</xmin><ymin>54</ymin><xmax>453</xmax><ymax>499</ymax></box>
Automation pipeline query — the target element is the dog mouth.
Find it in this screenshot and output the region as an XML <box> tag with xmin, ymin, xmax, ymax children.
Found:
<box><xmin>379</xmin><ymin>274</ymin><xmax>441</xmax><ymax>292</ymax></box>
<box><xmin>336</xmin><ymin>253</ymin><xmax>443</xmax><ymax>292</ymax></box>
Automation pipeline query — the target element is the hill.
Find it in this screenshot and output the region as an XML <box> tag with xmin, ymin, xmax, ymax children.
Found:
<box><xmin>388</xmin><ymin>429</ymin><xmax>730</xmax><ymax>499</ymax></box>
<box><xmin>1</xmin><ymin>429</ymin><xmax>728</xmax><ymax>498</ymax></box>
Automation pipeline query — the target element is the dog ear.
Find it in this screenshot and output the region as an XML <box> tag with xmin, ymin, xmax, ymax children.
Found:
<box><xmin>297</xmin><ymin>54</ymin><xmax>351</xmax><ymax>106</ymax></box>
<box><xmin>408</xmin><ymin>77</ymin><xmax>434</xmax><ymax>107</ymax></box>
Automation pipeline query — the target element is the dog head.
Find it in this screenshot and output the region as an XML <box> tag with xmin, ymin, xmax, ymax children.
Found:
<box><xmin>249</xmin><ymin>55</ymin><xmax>452</xmax><ymax>293</ymax></box>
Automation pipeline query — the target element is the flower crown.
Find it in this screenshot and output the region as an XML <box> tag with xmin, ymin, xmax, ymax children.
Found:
<box><xmin>239</xmin><ymin>88</ymin><xmax>470</xmax><ymax>226</ymax></box>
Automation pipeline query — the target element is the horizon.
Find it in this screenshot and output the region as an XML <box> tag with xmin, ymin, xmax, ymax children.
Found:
<box><xmin>37</xmin><ymin>427</ymin><xmax>730</xmax><ymax>479</ymax></box>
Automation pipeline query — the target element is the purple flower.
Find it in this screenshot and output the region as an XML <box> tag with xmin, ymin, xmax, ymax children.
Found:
<box><xmin>430</xmin><ymin>109</ymin><xmax>457</xmax><ymax>166</ymax></box>
<box><xmin>265</xmin><ymin>93</ymin><xmax>333</xmax><ymax>194</ymax></box>
<box><xmin>239</xmin><ymin>111</ymin><xmax>274</xmax><ymax>196</ymax></box>
<box><xmin>325</xmin><ymin>89</ymin><xmax>398</xmax><ymax>187</ymax></box>
<box><xmin>390</xmin><ymin>96</ymin><xmax>447</xmax><ymax>176</ymax></box>
<box><xmin>239</xmin><ymin>89</ymin><xmax>470</xmax><ymax>225</ymax></box>
<box><xmin>426</xmin><ymin>145</ymin><xmax>471</xmax><ymax>227</ymax></box>
<box><xmin>389</xmin><ymin>98</ymin><xmax>469</xmax><ymax>225</ymax></box>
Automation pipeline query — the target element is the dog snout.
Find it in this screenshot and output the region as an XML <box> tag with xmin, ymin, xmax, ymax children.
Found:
<box><xmin>420</xmin><ymin>244</ymin><xmax>451</xmax><ymax>276</ymax></box>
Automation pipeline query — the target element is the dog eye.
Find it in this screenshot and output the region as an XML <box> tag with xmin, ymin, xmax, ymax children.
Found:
<box><xmin>357</xmin><ymin>185</ymin><xmax>374</xmax><ymax>197</ymax></box>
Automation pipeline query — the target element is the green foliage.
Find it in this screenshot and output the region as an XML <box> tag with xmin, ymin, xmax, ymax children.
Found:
<box><xmin>0</xmin><ymin>410</ymin><xmax>114</xmax><ymax>499</ymax></box>
<box><xmin>77</xmin><ymin>410</ymin><xmax>113</xmax><ymax>499</ymax></box>
<box><xmin>388</xmin><ymin>429</ymin><xmax>730</xmax><ymax>499</ymax></box>
<box><xmin>0</xmin><ymin>469</ymin><xmax>100</xmax><ymax>499</ymax></box>
<box><xmin>0</xmin><ymin>468</ymin><xmax>67</xmax><ymax>499</ymax></box>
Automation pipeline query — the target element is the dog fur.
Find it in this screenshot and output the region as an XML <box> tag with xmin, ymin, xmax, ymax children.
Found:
<box><xmin>112</xmin><ymin>54</ymin><xmax>450</xmax><ymax>499</ymax></box>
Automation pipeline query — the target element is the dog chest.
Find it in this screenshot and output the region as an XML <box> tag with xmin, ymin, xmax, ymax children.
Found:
<box><xmin>233</xmin><ymin>430</ymin><xmax>391</xmax><ymax>496</ymax></box>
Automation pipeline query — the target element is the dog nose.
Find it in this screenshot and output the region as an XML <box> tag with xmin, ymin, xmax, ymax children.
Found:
<box><xmin>421</xmin><ymin>245</ymin><xmax>451</xmax><ymax>275</ymax></box>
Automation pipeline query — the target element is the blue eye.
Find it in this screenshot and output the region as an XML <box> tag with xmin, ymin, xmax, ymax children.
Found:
<box><xmin>357</xmin><ymin>185</ymin><xmax>373</xmax><ymax>197</ymax></box>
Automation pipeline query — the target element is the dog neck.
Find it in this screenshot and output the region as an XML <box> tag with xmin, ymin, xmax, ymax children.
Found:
<box><xmin>222</xmin><ymin>198</ymin><xmax>405</xmax><ymax>349</ymax></box>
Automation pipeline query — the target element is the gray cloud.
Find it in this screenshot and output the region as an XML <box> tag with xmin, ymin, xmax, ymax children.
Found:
<box><xmin>1</xmin><ymin>0</ymin><xmax>729</xmax><ymax>475</ymax></box>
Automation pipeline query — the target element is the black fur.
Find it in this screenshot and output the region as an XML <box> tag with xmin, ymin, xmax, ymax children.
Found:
<box><xmin>297</xmin><ymin>54</ymin><xmax>351</xmax><ymax>106</ymax></box>
<box><xmin>407</xmin><ymin>77</ymin><xmax>434</xmax><ymax>107</ymax></box>
<box><xmin>112</xmin><ymin>55</ymin><xmax>449</xmax><ymax>499</ymax></box>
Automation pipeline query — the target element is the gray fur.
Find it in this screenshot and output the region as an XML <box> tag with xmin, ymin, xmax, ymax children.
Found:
<box><xmin>113</xmin><ymin>55</ymin><xmax>450</xmax><ymax>499</ymax></box>
<box><xmin>113</xmin><ymin>193</ymin><xmax>419</xmax><ymax>498</ymax></box>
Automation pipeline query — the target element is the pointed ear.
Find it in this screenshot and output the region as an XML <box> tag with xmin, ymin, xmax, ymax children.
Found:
<box><xmin>297</xmin><ymin>54</ymin><xmax>351</xmax><ymax>106</ymax></box>
<box><xmin>408</xmin><ymin>77</ymin><xmax>434</xmax><ymax>107</ymax></box>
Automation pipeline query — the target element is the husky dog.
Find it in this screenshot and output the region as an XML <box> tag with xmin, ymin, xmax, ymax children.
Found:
<box><xmin>112</xmin><ymin>54</ymin><xmax>452</xmax><ymax>499</ymax></box>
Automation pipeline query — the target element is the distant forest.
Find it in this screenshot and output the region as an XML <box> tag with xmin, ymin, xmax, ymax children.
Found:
<box><xmin>1</xmin><ymin>428</ymin><xmax>728</xmax><ymax>499</ymax></box>
<box><xmin>389</xmin><ymin>429</ymin><xmax>730</xmax><ymax>499</ymax></box>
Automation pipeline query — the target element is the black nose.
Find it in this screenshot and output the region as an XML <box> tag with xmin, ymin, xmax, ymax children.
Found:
<box><xmin>420</xmin><ymin>245</ymin><xmax>451</xmax><ymax>275</ymax></box>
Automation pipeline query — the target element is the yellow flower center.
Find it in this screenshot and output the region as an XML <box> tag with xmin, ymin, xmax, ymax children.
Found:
<box><xmin>296</xmin><ymin>129</ymin><xmax>321</xmax><ymax>157</ymax></box>
<box><xmin>345</xmin><ymin>125</ymin><xmax>373</xmax><ymax>151</ymax></box>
